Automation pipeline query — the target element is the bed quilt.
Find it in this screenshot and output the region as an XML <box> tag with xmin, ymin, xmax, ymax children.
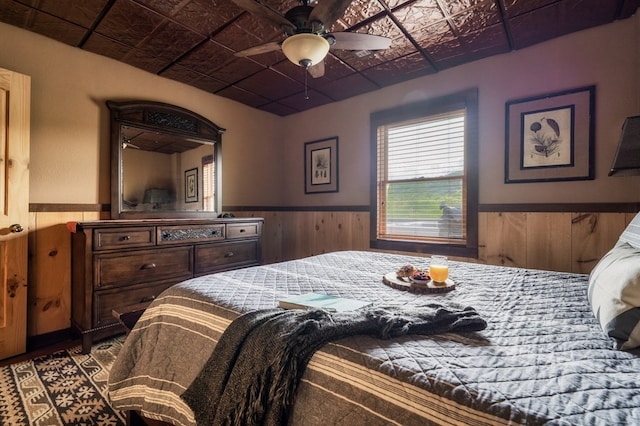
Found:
<box><xmin>108</xmin><ymin>250</ymin><xmax>640</xmax><ymax>426</ymax></box>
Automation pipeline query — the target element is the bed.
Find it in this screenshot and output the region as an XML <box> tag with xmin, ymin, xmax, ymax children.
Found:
<box><xmin>108</xmin><ymin>214</ymin><xmax>640</xmax><ymax>426</ymax></box>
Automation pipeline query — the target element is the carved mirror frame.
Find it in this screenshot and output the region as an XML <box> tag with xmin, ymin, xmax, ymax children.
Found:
<box><xmin>108</xmin><ymin>100</ymin><xmax>225</xmax><ymax>219</ymax></box>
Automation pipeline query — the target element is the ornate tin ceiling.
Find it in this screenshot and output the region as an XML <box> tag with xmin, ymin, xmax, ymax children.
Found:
<box><xmin>2</xmin><ymin>0</ymin><xmax>639</xmax><ymax>116</ymax></box>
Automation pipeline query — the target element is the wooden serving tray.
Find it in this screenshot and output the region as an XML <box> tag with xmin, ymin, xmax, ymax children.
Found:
<box><xmin>382</xmin><ymin>272</ymin><xmax>455</xmax><ymax>294</ymax></box>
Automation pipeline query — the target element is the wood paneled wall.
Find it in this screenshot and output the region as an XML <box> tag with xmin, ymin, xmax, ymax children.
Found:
<box><xmin>26</xmin><ymin>209</ymin><xmax>635</xmax><ymax>339</ymax></box>
<box><xmin>27</xmin><ymin>211</ymin><xmax>108</xmax><ymax>337</ymax></box>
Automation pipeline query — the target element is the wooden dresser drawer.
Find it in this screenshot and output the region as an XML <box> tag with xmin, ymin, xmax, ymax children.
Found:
<box><xmin>157</xmin><ymin>224</ymin><xmax>225</xmax><ymax>245</ymax></box>
<box><xmin>93</xmin><ymin>226</ymin><xmax>155</xmax><ymax>250</ymax></box>
<box><xmin>95</xmin><ymin>281</ymin><xmax>174</xmax><ymax>327</ymax></box>
<box><xmin>96</xmin><ymin>246</ymin><xmax>193</xmax><ymax>288</ymax></box>
<box><xmin>227</xmin><ymin>222</ymin><xmax>260</xmax><ymax>239</ymax></box>
<box><xmin>195</xmin><ymin>240</ymin><xmax>259</xmax><ymax>274</ymax></box>
<box><xmin>70</xmin><ymin>218</ymin><xmax>263</xmax><ymax>353</ymax></box>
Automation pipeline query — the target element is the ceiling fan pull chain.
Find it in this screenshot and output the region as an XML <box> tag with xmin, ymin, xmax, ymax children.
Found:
<box><xmin>304</xmin><ymin>68</ymin><xmax>309</xmax><ymax>100</ymax></box>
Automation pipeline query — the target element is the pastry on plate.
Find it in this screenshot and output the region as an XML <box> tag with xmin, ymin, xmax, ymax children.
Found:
<box><xmin>396</xmin><ymin>264</ymin><xmax>418</xmax><ymax>279</ymax></box>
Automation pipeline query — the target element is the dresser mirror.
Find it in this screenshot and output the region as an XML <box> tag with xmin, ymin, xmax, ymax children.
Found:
<box><xmin>108</xmin><ymin>100</ymin><xmax>225</xmax><ymax>219</ymax></box>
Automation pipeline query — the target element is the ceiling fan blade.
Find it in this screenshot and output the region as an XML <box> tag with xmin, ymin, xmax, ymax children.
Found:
<box><xmin>231</xmin><ymin>0</ymin><xmax>295</xmax><ymax>32</ymax></box>
<box><xmin>329</xmin><ymin>32</ymin><xmax>391</xmax><ymax>51</ymax></box>
<box><xmin>234</xmin><ymin>41</ymin><xmax>282</xmax><ymax>57</ymax></box>
<box><xmin>308</xmin><ymin>60</ymin><xmax>325</xmax><ymax>78</ymax></box>
<box><xmin>309</xmin><ymin>0</ymin><xmax>353</xmax><ymax>29</ymax></box>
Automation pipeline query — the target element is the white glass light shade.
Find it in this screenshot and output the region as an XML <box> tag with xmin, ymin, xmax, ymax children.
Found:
<box><xmin>281</xmin><ymin>33</ymin><xmax>330</xmax><ymax>68</ymax></box>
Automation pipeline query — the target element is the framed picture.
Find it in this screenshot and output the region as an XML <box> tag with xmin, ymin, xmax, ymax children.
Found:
<box><xmin>505</xmin><ymin>85</ymin><xmax>595</xmax><ymax>183</ymax></box>
<box><xmin>185</xmin><ymin>168</ymin><xmax>198</xmax><ymax>203</ymax></box>
<box><xmin>304</xmin><ymin>136</ymin><xmax>339</xmax><ymax>194</ymax></box>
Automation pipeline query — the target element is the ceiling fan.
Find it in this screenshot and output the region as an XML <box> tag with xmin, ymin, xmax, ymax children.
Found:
<box><xmin>232</xmin><ymin>0</ymin><xmax>391</xmax><ymax>78</ymax></box>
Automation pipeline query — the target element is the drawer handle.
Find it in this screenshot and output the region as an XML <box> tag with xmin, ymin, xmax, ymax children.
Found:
<box><xmin>224</xmin><ymin>251</ymin><xmax>235</xmax><ymax>258</ymax></box>
<box><xmin>120</xmin><ymin>235</ymin><xmax>131</xmax><ymax>241</ymax></box>
<box><xmin>239</xmin><ymin>229</ymin><xmax>246</xmax><ymax>233</ymax></box>
<box><xmin>140</xmin><ymin>263</ymin><xmax>157</xmax><ymax>270</ymax></box>
<box><xmin>140</xmin><ymin>295</ymin><xmax>156</xmax><ymax>303</ymax></box>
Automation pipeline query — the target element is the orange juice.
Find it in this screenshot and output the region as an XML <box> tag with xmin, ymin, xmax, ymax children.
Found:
<box><xmin>429</xmin><ymin>264</ymin><xmax>449</xmax><ymax>282</ymax></box>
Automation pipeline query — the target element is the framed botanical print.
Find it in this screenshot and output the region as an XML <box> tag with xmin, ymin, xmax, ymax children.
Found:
<box><xmin>505</xmin><ymin>86</ymin><xmax>595</xmax><ymax>183</ymax></box>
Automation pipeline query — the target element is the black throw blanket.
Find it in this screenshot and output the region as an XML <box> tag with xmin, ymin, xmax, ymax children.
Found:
<box><xmin>181</xmin><ymin>302</ymin><xmax>487</xmax><ymax>426</ymax></box>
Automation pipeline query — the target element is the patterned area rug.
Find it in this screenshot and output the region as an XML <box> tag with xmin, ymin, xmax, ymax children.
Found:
<box><xmin>0</xmin><ymin>336</ymin><xmax>126</xmax><ymax>425</ymax></box>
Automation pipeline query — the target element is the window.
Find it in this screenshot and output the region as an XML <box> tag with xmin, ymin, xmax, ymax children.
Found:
<box><xmin>370</xmin><ymin>89</ymin><xmax>478</xmax><ymax>257</ymax></box>
<box><xmin>202</xmin><ymin>154</ymin><xmax>215</xmax><ymax>211</ymax></box>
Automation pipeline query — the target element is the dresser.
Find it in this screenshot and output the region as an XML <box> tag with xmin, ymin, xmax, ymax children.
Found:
<box><xmin>69</xmin><ymin>218</ymin><xmax>263</xmax><ymax>353</ymax></box>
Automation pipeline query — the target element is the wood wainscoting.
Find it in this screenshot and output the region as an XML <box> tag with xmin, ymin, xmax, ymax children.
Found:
<box><xmin>26</xmin><ymin>204</ymin><xmax>637</xmax><ymax>341</ymax></box>
<box><xmin>234</xmin><ymin>208</ymin><xmax>638</xmax><ymax>274</ymax></box>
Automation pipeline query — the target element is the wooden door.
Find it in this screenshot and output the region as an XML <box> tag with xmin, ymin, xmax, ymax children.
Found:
<box><xmin>0</xmin><ymin>68</ymin><xmax>31</xmax><ymax>360</ymax></box>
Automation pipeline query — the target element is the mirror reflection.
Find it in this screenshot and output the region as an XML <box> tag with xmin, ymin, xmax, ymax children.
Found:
<box><xmin>120</xmin><ymin>125</ymin><xmax>216</xmax><ymax>213</ymax></box>
<box><xmin>109</xmin><ymin>100</ymin><xmax>224</xmax><ymax>219</ymax></box>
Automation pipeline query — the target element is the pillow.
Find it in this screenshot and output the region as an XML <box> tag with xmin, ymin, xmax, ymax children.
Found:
<box><xmin>588</xmin><ymin>242</ymin><xmax>640</xmax><ymax>350</ymax></box>
<box><xmin>617</xmin><ymin>211</ymin><xmax>640</xmax><ymax>249</ymax></box>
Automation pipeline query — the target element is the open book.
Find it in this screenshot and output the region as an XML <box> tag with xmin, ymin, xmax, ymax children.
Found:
<box><xmin>278</xmin><ymin>293</ymin><xmax>372</xmax><ymax>312</ymax></box>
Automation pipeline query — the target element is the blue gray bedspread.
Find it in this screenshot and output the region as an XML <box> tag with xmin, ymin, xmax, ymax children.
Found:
<box><xmin>108</xmin><ymin>250</ymin><xmax>640</xmax><ymax>425</ymax></box>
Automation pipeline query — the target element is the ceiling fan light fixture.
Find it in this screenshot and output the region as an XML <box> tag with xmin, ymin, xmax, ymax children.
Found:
<box><xmin>281</xmin><ymin>33</ymin><xmax>330</xmax><ymax>68</ymax></box>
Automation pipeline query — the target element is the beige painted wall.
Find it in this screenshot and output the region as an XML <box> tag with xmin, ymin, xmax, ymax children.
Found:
<box><xmin>0</xmin><ymin>21</ymin><xmax>284</xmax><ymax>207</ymax></box>
<box><xmin>1</xmin><ymin>16</ymin><xmax>640</xmax><ymax>211</ymax></box>
<box><xmin>280</xmin><ymin>14</ymin><xmax>640</xmax><ymax>207</ymax></box>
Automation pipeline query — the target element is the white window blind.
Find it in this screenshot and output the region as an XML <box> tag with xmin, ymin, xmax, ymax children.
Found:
<box><xmin>202</xmin><ymin>154</ymin><xmax>215</xmax><ymax>211</ymax></box>
<box><xmin>377</xmin><ymin>109</ymin><xmax>466</xmax><ymax>243</ymax></box>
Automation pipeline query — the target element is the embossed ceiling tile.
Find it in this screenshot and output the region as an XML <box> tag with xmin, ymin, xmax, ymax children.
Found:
<box><xmin>123</xmin><ymin>48</ymin><xmax>170</xmax><ymax>74</ymax></box>
<box><xmin>0</xmin><ymin>0</ymin><xmax>35</xmax><ymax>28</ymax></box>
<box><xmin>459</xmin><ymin>23</ymin><xmax>509</xmax><ymax>56</ymax></box>
<box><xmin>95</xmin><ymin>0</ymin><xmax>164</xmax><ymax>47</ymax></box>
<box><xmin>207</xmin><ymin>57</ymin><xmax>265</xmax><ymax>84</ymax></box>
<box><xmin>23</xmin><ymin>10</ymin><xmax>87</xmax><ymax>46</ymax></box>
<box><xmin>362</xmin><ymin>52</ymin><xmax>435</xmax><ymax>86</ymax></box>
<box><xmin>177</xmin><ymin>39</ymin><xmax>235</xmax><ymax>75</ymax></box>
<box><xmin>83</xmin><ymin>32</ymin><xmax>132</xmax><ymax>61</ymax></box>
<box><xmin>212</xmin><ymin>13</ymin><xmax>282</xmax><ymax>52</ymax></box>
<box><xmin>330</xmin><ymin>0</ymin><xmax>386</xmax><ymax>31</ymax></box>
<box><xmin>450</xmin><ymin>0</ymin><xmax>502</xmax><ymax>33</ymax></box>
<box><xmin>385</xmin><ymin>0</ymin><xmax>423</xmax><ymax>9</ymax></box>
<box><xmin>172</xmin><ymin>0</ymin><xmax>242</xmax><ymax>35</ymax></box>
<box><xmin>278</xmin><ymin>89</ymin><xmax>334</xmax><ymax>111</ymax></box>
<box><xmin>257</xmin><ymin>101</ymin><xmax>299</xmax><ymax>116</ymax></box>
<box><xmin>190</xmin><ymin>74</ymin><xmax>229</xmax><ymax>93</ymax></box>
<box><xmin>234</xmin><ymin>68</ymin><xmax>303</xmax><ymax>100</ymax></box>
<box><xmin>509</xmin><ymin>0</ymin><xmax>619</xmax><ymax>49</ymax></box>
<box><xmin>392</xmin><ymin>0</ymin><xmax>447</xmax><ymax>32</ymax></box>
<box><xmin>159</xmin><ymin>64</ymin><xmax>206</xmax><ymax>85</ymax></box>
<box><xmin>502</xmin><ymin>0</ymin><xmax>557</xmax><ymax>17</ymax></box>
<box><xmin>317</xmin><ymin>54</ymin><xmax>359</xmax><ymax>80</ymax></box>
<box><xmin>313</xmin><ymin>73</ymin><xmax>379</xmax><ymax>101</ymax></box>
<box><xmin>16</xmin><ymin>0</ymin><xmax>108</xmax><ymax>28</ymax></box>
<box><xmin>216</xmin><ymin>85</ymin><xmax>272</xmax><ymax>108</ymax></box>
<box><xmin>433</xmin><ymin>52</ymin><xmax>473</xmax><ymax>70</ymax></box>
<box><xmin>138</xmin><ymin>21</ymin><xmax>205</xmax><ymax>62</ymax></box>
<box><xmin>132</xmin><ymin>0</ymin><xmax>186</xmax><ymax>16</ymax></box>
<box><xmin>412</xmin><ymin>19</ymin><xmax>462</xmax><ymax>61</ymax></box>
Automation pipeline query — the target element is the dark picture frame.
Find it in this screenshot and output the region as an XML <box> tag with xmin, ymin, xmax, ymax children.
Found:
<box><xmin>185</xmin><ymin>167</ymin><xmax>198</xmax><ymax>203</ymax></box>
<box><xmin>505</xmin><ymin>85</ymin><xmax>595</xmax><ymax>183</ymax></box>
<box><xmin>304</xmin><ymin>136</ymin><xmax>339</xmax><ymax>194</ymax></box>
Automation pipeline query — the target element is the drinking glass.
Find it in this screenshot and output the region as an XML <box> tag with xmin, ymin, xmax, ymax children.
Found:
<box><xmin>429</xmin><ymin>255</ymin><xmax>449</xmax><ymax>282</ymax></box>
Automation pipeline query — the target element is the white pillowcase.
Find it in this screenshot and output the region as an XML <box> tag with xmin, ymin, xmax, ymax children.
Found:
<box><xmin>617</xmin><ymin>211</ymin><xmax>640</xmax><ymax>249</ymax></box>
<box><xmin>588</xmin><ymin>242</ymin><xmax>640</xmax><ymax>350</ymax></box>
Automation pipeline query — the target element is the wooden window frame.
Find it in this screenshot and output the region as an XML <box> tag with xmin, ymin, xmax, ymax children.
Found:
<box><xmin>369</xmin><ymin>89</ymin><xmax>479</xmax><ymax>258</ymax></box>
